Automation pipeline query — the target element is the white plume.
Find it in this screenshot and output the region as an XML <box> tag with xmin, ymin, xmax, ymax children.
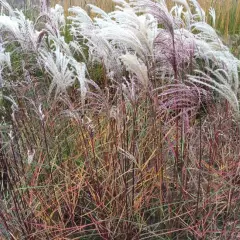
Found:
<box><xmin>120</xmin><ymin>54</ymin><xmax>149</xmax><ymax>87</ymax></box>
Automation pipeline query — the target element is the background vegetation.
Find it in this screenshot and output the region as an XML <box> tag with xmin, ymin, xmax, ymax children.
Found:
<box><xmin>9</xmin><ymin>0</ymin><xmax>240</xmax><ymax>37</ymax></box>
<box><xmin>51</xmin><ymin>0</ymin><xmax>240</xmax><ymax>35</ymax></box>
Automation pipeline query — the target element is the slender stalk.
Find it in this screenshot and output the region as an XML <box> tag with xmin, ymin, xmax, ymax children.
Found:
<box><xmin>195</xmin><ymin>115</ymin><xmax>202</xmax><ymax>223</ymax></box>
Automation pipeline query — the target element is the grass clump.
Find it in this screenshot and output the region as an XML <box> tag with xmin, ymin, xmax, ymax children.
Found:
<box><xmin>0</xmin><ymin>0</ymin><xmax>240</xmax><ymax>239</ymax></box>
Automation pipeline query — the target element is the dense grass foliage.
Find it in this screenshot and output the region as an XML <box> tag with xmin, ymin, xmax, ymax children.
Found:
<box><xmin>0</xmin><ymin>0</ymin><xmax>240</xmax><ymax>239</ymax></box>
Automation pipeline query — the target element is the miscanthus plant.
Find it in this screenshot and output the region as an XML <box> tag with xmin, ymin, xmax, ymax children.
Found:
<box><xmin>0</xmin><ymin>0</ymin><xmax>240</xmax><ymax>239</ymax></box>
